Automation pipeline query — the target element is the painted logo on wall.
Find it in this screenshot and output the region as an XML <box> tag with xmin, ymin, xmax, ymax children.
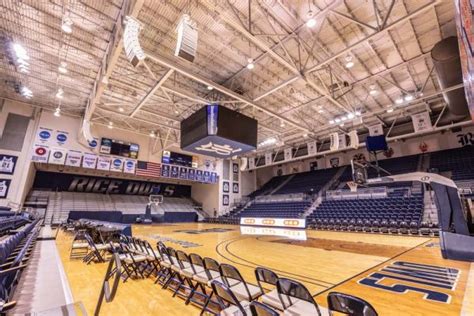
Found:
<box><xmin>457</xmin><ymin>132</ymin><xmax>474</xmax><ymax>146</ymax></box>
<box><xmin>39</xmin><ymin>130</ymin><xmax>51</xmax><ymax>140</ymax></box>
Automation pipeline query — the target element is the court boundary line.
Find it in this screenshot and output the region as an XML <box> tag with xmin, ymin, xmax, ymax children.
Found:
<box><xmin>461</xmin><ymin>263</ymin><xmax>474</xmax><ymax>316</ymax></box>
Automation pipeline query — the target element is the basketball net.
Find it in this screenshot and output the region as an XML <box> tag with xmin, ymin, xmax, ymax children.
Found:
<box><xmin>347</xmin><ymin>181</ymin><xmax>358</xmax><ymax>193</ymax></box>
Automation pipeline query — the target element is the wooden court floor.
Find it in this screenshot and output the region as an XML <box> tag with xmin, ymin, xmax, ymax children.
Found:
<box><xmin>56</xmin><ymin>223</ymin><xmax>474</xmax><ymax>315</ymax></box>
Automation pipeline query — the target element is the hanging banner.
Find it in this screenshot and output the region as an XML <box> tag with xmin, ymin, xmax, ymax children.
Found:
<box><xmin>88</xmin><ymin>138</ymin><xmax>99</xmax><ymax>152</ymax></box>
<box><xmin>170</xmin><ymin>166</ymin><xmax>179</xmax><ymax>178</ymax></box>
<box><xmin>284</xmin><ymin>148</ymin><xmax>292</xmax><ymax>161</ymax></box>
<box><xmin>99</xmin><ymin>138</ymin><xmax>112</xmax><ymax>154</ymax></box>
<box><xmin>329</xmin><ymin>133</ymin><xmax>339</xmax><ymax>151</ymax></box>
<box><xmin>0</xmin><ymin>179</ymin><xmax>11</xmax><ymax>199</ymax></box>
<box><xmin>0</xmin><ymin>155</ymin><xmax>18</xmax><ymax>175</ymax></box>
<box><xmin>179</xmin><ymin>167</ymin><xmax>188</xmax><ymax>179</ymax></box>
<box><xmin>110</xmin><ymin>158</ymin><xmax>124</xmax><ymax>172</ymax></box>
<box><xmin>82</xmin><ymin>153</ymin><xmax>98</xmax><ymax>169</ymax></box>
<box><xmin>203</xmin><ymin>171</ymin><xmax>210</xmax><ymax>183</ymax></box>
<box><xmin>123</xmin><ymin>159</ymin><xmax>136</xmax><ymax>174</ymax></box>
<box><xmin>412</xmin><ymin>111</ymin><xmax>432</xmax><ymax>133</ymax></box>
<box><xmin>368</xmin><ymin>124</ymin><xmax>383</xmax><ymax>136</ymax></box>
<box><xmin>265</xmin><ymin>152</ymin><xmax>272</xmax><ymax>165</ymax></box>
<box><xmin>248</xmin><ymin>157</ymin><xmax>255</xmax><ymax>169</ymax></box>
<box><xmin>65</xmin><ymin>150</ymin><xmax>82</xmax><ymax>167</ymax></box>
<box><xmin>307</xmin><ymin>141</ymin><xmax>317</xmax><ymax>156</ymax></box>
<box><xmin>54</xmin><ymin>130</ymin><xmax>69</xmax><ymax>146</ymax></box>
<box><xmin>35</xmin><ymin>127</ymin><xmax>53</xmax><ymax>145</ymax></box>
<box><xmin>96</xmin><ymin>156</ymin><xmax>111</xmax><ymax>171</ymax></box>
<box><xmin>32</xmin><ymin>145</ymin><xmax>50</xmax><ymax>163</ymax></box>
<box><xmin>210</xmin><ymin>172</ymin><xmax>217</xmax><ymax>183</ymax></box>
<box><xmin>188</xmin><ymin>168</ymin><xmax>195</xmax><ymax>181</ymax></box>
<box><xmin>48</xmin><ymin>148</ymin><xmax>67</xmax><ymax>165</ymax></box>
<box><xmin>161</xmin><ymin>164</ymin><xmax>170</xmax><ymax>177</ymax></box>
<box><xmin>196</xmin><ymin>170</ymin><xmax>203</xmax><ymax>182</ymax></box>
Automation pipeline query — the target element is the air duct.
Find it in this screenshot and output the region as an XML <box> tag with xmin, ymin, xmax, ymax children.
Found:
<box><xmin>431</xmin><ymin>36</ymin><xmax>469</xmax><ymax>122</ymax></box>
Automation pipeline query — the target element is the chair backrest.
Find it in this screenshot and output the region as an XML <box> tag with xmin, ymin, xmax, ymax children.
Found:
<box><xmin>327</xmin><ymin>292</ymin><xmax>378</xmax><ymax>316</ymax></box>
<box><xmin>167</xmin><ymin>247</ymin><xmax>178</xmax><ymax>265</ymax></box>
<box><xmin>211</xmin><ymin>281</ymin><xmax>247</xmax><ymax>315</ymax></box>
<box><xmin>176</xmin><ymin>250</ymin><xmax>191</xmax><ymax>269</ymax></box>
<box><xmin>203</xmin><ymin>257</ymin><xmax>220</xmax><ymax>273</ymax></box>
<box><xmin>276</xmin><ymin>278</ymin><xmax>320</xmax><ymax>315</ymax></box>
<box><xmin>220</xmin><ymin>263</ymin><xmax>253</xmax><ymax>300</ymax></box>
<box><xmin>255</xmin><ymin>267</ymin><xmax>279</xmax><ymax>292</ymax></box>
<box><xmin>250</xmin><ymin>301</ymin><xmax>279</xmax><ymax>316</ymax></box>
<box><xmin>189</xmin><ymin>253</ymin><xmax>205</xmax><ymax>273</ymax></box>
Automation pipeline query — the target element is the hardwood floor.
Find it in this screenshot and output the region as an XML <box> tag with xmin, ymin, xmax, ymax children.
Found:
<box><xmin>56</xmin><ymin>223</ymin><xmax>474</xmax><ymax>315</ymax></box>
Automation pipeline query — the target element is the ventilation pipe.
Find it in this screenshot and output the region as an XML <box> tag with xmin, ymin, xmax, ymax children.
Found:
<box><xmin>431</xmin><ymin>36</ymin><xmax>469</xmax><ymax>123</ymax></box>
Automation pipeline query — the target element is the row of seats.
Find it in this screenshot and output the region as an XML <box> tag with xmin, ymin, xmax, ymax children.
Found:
<box><xmin>275</xmin><ymin>168</ymin><xmax>338</xmax><ymax>195</ymax></box>
<box><xmin>430</xmin><ymin>146</ymin><xmax>474</xmax><ymax>181</ymax></box>
<box><xmin>0</xmin><ymin>216</ymin><xmax>28</xmax><ymax>236</ymax></box>
<box><xmin>237</xmin><ymin>201</ymin><xmax>311</xmax><ymax>218</ymax></box>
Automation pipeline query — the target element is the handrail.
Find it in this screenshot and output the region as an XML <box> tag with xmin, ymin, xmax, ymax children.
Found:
<box><xmin>94</xmin><ymin>252</ymin><xmax>122</xmax><ymax>316</ymax></box>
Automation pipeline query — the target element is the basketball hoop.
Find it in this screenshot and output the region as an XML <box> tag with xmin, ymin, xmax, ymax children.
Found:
<box><xmin>347</xmin><ymin>181</ymin><xmax>358</xmax><ymax>193</ymax></box>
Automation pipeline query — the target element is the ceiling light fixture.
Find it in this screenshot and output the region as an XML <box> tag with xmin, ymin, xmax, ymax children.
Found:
<box><xmin>345</xmin><ymin>55</ymin><xmax>354</xmax><ymax>69</ymax></box>
<box><xmin>341</xmin><ymin>116</ymin><xmax>347</xmax><ymax>121</ymax></box>
<box><xmin>387</xmin><ymin>108</ymin><xmax>394</xmax><ymax>113</ymax></box>
<box><xmin>149</xmin><ymin>131</ymin><xmax>156</xmax><ymax>138</ymax></box>
<box><xmin>404</xmin><ymin>94</ymin><xmax>414</xmax><ymax>101</ymax></box>
<box><xmin>347</xmin><ymin>113</ymin><xmax>355</xmax><ymax>119</ymax></box>
<box><xmin>335</xmin><ymin>118</ymin><xmax>341</xmax><ymax>123</ymax></box>
<box><xmin>61</xmin><ymin>16</ymin><xmax>73</xmax><ymax>34</ymax></box>
<box><xmin>118</xmin><ymin>107</ymin><xmax>124</xmax><ymax>112</ymax></box>
<box><xmin>329</xmin><ymin>120</ymin><xmax>335</xmax><ymax>124</ymax></box>
<box><xmin>56</xmin><ymin>88</ymin><xmax>64</xmax><ymax>99</ymax></box>
<box><xmin>317</xmin><ymin>109</ymin><xmax>325</xmax><ymax>113</ymax></box>
<box><xmin>369</xmin><ymin>85</ymin><xmax>378</xmax><ymax>95</ymax></box>
<box><xmin>280</xmin><ymin>121</ymin><xmax>285</xmax><ymax>127</ymax></box>
<box><xmin>395</xmin><ymin>97</ymin><xmax>404</xmax><ymax>104</ymax></box>
<box><xmin>259</xmin><ymin>137</ymin><xmax>277</xmax><ymax>147</ymax></box>
<box><xmin>247</xmin><ymin>58</ymin><xmax>255</xmax><ymax>70</ymax></box>
<box><xmin>108</xmin><ymin>121</ymin><xmax>113</xmax><ymax>129</ymax></box>
<box><xmin>21</xmin><ymin>86</ymin><xmax>33</xmax><ymax>99</ymax></box>
<box><xmin>355</xmin><ymin>110</ymin><xmax>361</xmax><ymax>116</ymax></box>
<box><xmin>54</xmin><ymin>107</ymin><xmax>61</xmax><ymax>117</ymax></box>
<box><xmin>58</xmin><ymin>61</ymin><xmax>68</xmax><ymax>74</ymax></box>
<box><xmin>207</xmin><ymin>85</ymin><xmax>213</xmax><ymax>90</ymax></box>
<box><xmin>306</xmin><ymin>10</ymin><xmax>317</xmax><ymax>28</ymax></box>
<box><xmin>12</xmin><ymin>43</ymin><xmax>30</xmax><ymax>73</ymax></box>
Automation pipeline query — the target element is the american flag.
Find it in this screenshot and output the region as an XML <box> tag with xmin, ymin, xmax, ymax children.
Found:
<box><xmin>136</xmin><ymin>161</ymin><xmax>161</xmax><ymax>178</ymax></box>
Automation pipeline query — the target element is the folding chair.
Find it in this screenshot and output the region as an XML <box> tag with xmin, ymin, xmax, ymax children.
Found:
<box><xmin>171</xmin><ymin>250</ymin><xmax>196</xmax><ymax>299</ymax></box>
<box><xmin>276</xmin><ymin>278</ymin><xmax>322</xmax><ymax>316</ymax></box>
<box><xmin>116</xmin><ymin>241</ymin><xmax>148</xmax><ymax>282</ymax></box>
<box><xmin>255</xmin><ymin>267</ymin><xmax>289</xmax><ymax>310</ymax></box>
<box><xmin>220</xmin><ymin>263</ymin><xmax>263</xmax><ymax>302</ymax></box>
<box><xmin>185</xmin><ymin>253</ymin><xmax>208</xmax><ymax>306</ymax></box>
<box><xmin>69</xmin><ymin>231</ymin><xmax>89</xmax><ymax>259</ymax></box>
<box><xmin>141</xmin><ymin>240</ymin><xmax>161</xmax><ymax>277</ymax></box>
<box><xmin>83</xmin><ymin>234</ymin><xmax>109</xmax><ymax>264</ymax></box>
<box><xmin>327</xmin><ymin>292</ymin><xmax>378</xmax><ymax>316</ymax></box>
<box><xmin>211</xmin><ymin>281</ymin><xmax>251</xmax><ymax>316</ymax></box>
<box><xmin>162</xmin><ymin>247</ymin><xmax>184</xmax><ymax>290</ymax></box>
<box><xmin>199</xmin><ymin>257</ymin><xmax>224</xmax><ymax>315</ymax></box>
<box><xmin>155</xmin><ymin>242</ymin><xmax>172</xmax><ymax>285</ymax></box>
<box><xmin>250</xmin><ymin>301</ymin><xmax>279</xmax><ymax>316</ymax></box>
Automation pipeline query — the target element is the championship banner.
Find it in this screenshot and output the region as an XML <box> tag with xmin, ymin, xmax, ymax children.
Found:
<box><xmin>188</xmin><ymin>168</ymin><xmax>195</xmax><ymax>181</ymax></box>
<box><xmin>0</xmin><ymin>179</ymin><xmax>11</xmax><ymax>199</ymax></box>
<box><xmin>368</xmin><ymin>124</ymin><xmax>383</xmax><ymax>136</ymax></box>
<box><xmin>65</xmin><ymin>150</ymin><xmax>82</xmax><ymax>167</ymax></box>
<box><xmin>32</xmin><ymin>145</ymin><xmax>50</xmax><ymax>163</ymax></box>
<box><xmin>307</xmin><ymin>141</ymin><xmax>317</xmax><ymax>156</ymax></box>
<box><xmin>161</xmin><ymin>164</ymin><xmax>170</xmax><ymax>177</ymax></box>
<box><xmin>0</xmin><ymin>155</ymin><xmax>17</xmax><ymax>175</ymax></box>
<box><xmin>412</xmin><ymin>111</ymin><xmax>432</xmax><ymax>133</ymax></box>
<box><xmin>210</xmin><ymin>172</ymin><xmax>217</xmax><ymax>184</ymax></box>
<box><xmin>170</xmin><ymin>166</ymin><xmax>179</xmax><ymax>178</ymax></box>
<box><xmin>196</xmin><ymin>170</ymin><xmax>203</xmax><ymax>182</ymax></box>
<box><xmin>48</xmin><ymin>148</ymin><xmax>67</xmax><ymax>165</ymax></box>
<box><xmin>54</xmin><ymin>130</ymin><xmax>69</xmax><ymax>146</ymax></box>
<box><xmin>96</xmin><ymin>156</ymin><xmax>111</xmax><ymax>171</ymax></box>
<box><xmin>123</xmin><ymin>159</ymin><xmax>136</xmax><ymax>174</ymax></box>
<box><xmin>284</xmin><ymin>148</ymin><xmax>292</xmax><ymax>161</ymax></box>
<box><xmin>179</xmin><ymin>167</ymin><xmax>188</xmax><ymax>179</ymax></box>
<box><xmin>35</xmin><ymin>127</ymin><xmax>53</xmax><ymax>145</ymax></box>
<box><xmin>99</xmin><ymin>138</ymin><xmax>112</xmax><ymax>154</ymax></box>
<box><xmin>248</xmin><ymin>157</ymin><xmax>255</xmax><ymax>169</ymax></box>
<box><xmin>265</xmin><ymin>152</ymin><xmax>272</xmax><ymax>165</ymax></box>
<box><xmin>110</xmin><ymin>158</ymin><xmax>124</xmax><ymax>172</ymax></box>
<box><xmin>82</xmin><ymin>153</ymin><xmax>98</xmax><ymax>169</ymax></box>
<box><xmin>203</xmin><ymin>171</ymin><xmax>210</xmax><ymax>183</ymax></box>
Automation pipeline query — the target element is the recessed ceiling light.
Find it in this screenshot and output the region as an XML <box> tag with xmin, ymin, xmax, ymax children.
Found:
<box><xmin>303</xmin><ymin>134</ymin><xmax>308</xmax><ymax>138</ymax></box>
<box><xmin>247</xmin><ymin>58</ymin><xmax>255</xmax><ymax>70</ymax></box>
<box><xmin>207</xmin><ymin>85</ymin><xmax>213</xmax><ymax>90</ymax></box>
<box><xmin>387</xmin><ymin>108</ymin><xmax>394</xmax><ymax>113</ymax></box>
<box><xmin>347</xmin><ymin>113</ymin><xmax>355</xmax><ymax>119</ymax></box>
<box><xmin>280</xmin><ymin>121</ymin><xmax>285</xmax><ymax>127</ymax></box>
<box><xmin>404</xmin><ymin>94</ymin><xmax>414</xmax><ymax>101</ymax></box>
<box><xmin>58</xmin><ymin>61</ymin><xmax>67</xmax><ymax>74</ymax></box>
<box><xmin>54</xmin><ymin>107</ymin><xmax>61</xmax><ymax>117</ymax></box>
<box><xmin>149</xmin><ymin>131</ymin><xmax>156</xmax><ymax>138</ymax></box>
<box><xmin>119</xmin><ymin>107</ymin><xmax>124</xmax><ymax>112</ymax></box>
<box><xmin>61</xmin><ymin>16</ymin><xmax>73</xmax><ymax>33</ymax></box>
<box><xmin>329</xmin><ymin>120</ymin><xmax>335</xmax><ymax>124</ymax></box>
<box><xmin>108</xmin><ymin>121</ymin><xmax>113</xmax><ymax>129</ymax></box>
<box><xmin>395</xmin><ymin>97</ymin><xmax>404</xmax><ymax>104</ymax></box>
<box><xmin>306</xmin><ymin>11</ymin><xmax>317</xmax><ymax>28</ymax></box>
<box><xmin>344</xmin><ymin>55</ymin><xmax>354</xmax><ymax>69</ymax></box>
<box><xmin>174</xmin><ymin>109</ymin><xmax>179</xmax><ymax>114</ymax></box>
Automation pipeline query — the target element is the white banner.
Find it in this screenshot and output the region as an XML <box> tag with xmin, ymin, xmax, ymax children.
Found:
<box><xmin>248</xmin><ymin>157</ymin><xmax>255</xmax><ymax>169</ymax></box>
<box><xmin>240</xmin><ymin>217</ymin><xmax>306</xmax><ymax>229</ymax></box>
<box><xmin>307</xmin><ymin>141</ymin><xmax>317</xmax><ymax>156</ymax></box>
<box><xmin>368</xmin><ymin>124</ymin><xmax>383</xmax><ymax>136</ymax></box>
<box><xmin>65</xmin><ymin>150</ymin><xmax>82</xmax><ymax>167</ymax></box>
<box><xmin>412</xmin><ymin>111</ymin><xmax>432</xmax><ymax>133</ymax></box>
<box><xmin>82</xmin><ymin>153</ymin><xmax>98</xmax><ymax>169</ymax></box>
<box><xmin>87</xmin><ymin>137</ymin><xmax>99</xmax><ymax>152</ymax></box>
<box><xmin>110</xmin><ymin>157</ymin><xmax>124</xmax><ymax>172</ymax></box>
<box><xmin>240</xmin><ymin>226</ymin><xmax>307</xmax><ymax>240</ymax></box>
<box><xmin>32</xmin><ymin>145</ymin><xmax>50</xmax><ymax>163</ymax></box>
<box><xmin>348</xmin><ymin>130</ymin><xmax>359</xmax><ymax>149</ymax></box>
<box><xmin>53</xmin><ymin>130</ymin><xmax>69</xmax><ymax>146</ymax></box>
<box><xmin>123</xmin><ymin>159</ymin><xmax>136</xmax><ymax>174</ymax></box>
<box><xmin>284</xmin><ymin>148</ymin><xmax>292</xmax><ymax>161</ymax></box>
<box><xmin>330</xmin><ymin>133</ymin><xmax>339</xmax><ymax>151</ymax></box>
<box><xmin>48</xmin><ymin>147</ymin><xmax>67</xmax><ymax>165</ymax></box>
<box><xmin>265</xmin><ymin>152</ymin><xmax>272</xmax><ymax>165</ymax></box>
<box><xmin>35</xmin><ymin>127</ymin><xmax>53</xmax><ymax>145</ymax></box>
<box><xmin>97</xmin><ymin>156</ymin><xmax>112</xmax><ymax>171</ymax></box>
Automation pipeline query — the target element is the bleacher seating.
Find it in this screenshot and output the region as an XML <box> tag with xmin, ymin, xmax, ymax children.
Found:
<box><xmin>237</xmin><ymin>201</ymin><xmax>311</xmax><ymax>218</ymax></box>
<box><xmin>308</xmin><ymin>189</ymin><xmax>424</xmax><ymax>233</ymax></box>
<box><xmin>248</xmin><ymin>175</ymin><xmax>291</xmax><ymax>198</ymax></box>
<box><xmin>275</xmin><ymin>168</ymin><xmax>338</xmax><ymax>195</ymax></box>
<box><xmin>430</xmin><ymin>146</ymin><xmax>474</xmax><ymax>181</ymax></box>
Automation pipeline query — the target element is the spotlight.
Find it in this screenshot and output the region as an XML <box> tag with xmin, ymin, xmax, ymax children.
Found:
<box><xmin>341</xmin><ymin>116</ymin><xmax>347</xmax><ymax>121</ymax></box>
<box><xmin>247</xmin><ymin>58</ymin><xmax>255</xmax><ymax>70</ymax></box>
<box><xmin>345</xmin><ymin>55</ymin><xmax>354</xmax><ymax>68</ymax></box>
<box><xmin>355</xmin><ymin>110</ymin><xmax>361</xmax><ymax>116</ymax></box>
<box><xmin>21</xmin><ymin>86</ymin><xmax>33</xmax><ymax>99</ymax></box>
<box><xmin>207</xmin><ymin>85</ymin><xmax>213</xmax><ymax>90</ymax></box>
<box><xmin>119</xmin><ymin>107</ymin><xmax>124</xmax><ymax>112</ymax></box>
<box><xmin>149</xmin><ymin>131</ymin><xmax>156</xmax><ymax>138</ymax></box>
<box><xmin>387</xmin><ymin>108</ymin><xmax>394</xmax><ymax>113</ymax></box>
<box><xmin>56</xmin><ymin>88</ymin><xmax>64</xmax><ymax>99</ymax></box>
<box><xmin>395</xmin><ymin>97</ymin><xmax>404</xmax><ymax>104</ymax></box>
<box><xmin>58</xmin><ymin>61</ymin><xmax>67</xmax><ymax>74</ymax></box>
<box><xmin>54</xmin><ymin>107</ymin><xmax>61</xmax><ymax>117</ymax></box>
<box><xmin>306</xmin><ymin>11</ymin><xmax>317</xmax><ymax>28</ymax></box>
<box><xmin>347</xmin><ymin>113</ymin><xmax>355</xmax><ymax>119</ymax></box>
<box><xmin>108</xmin><ymin>121</ymin><xmax>113</xmax><ymax>129</ymax></box>
<box><xmin>404</xmin><ymin>94</ymin><xmax>414</xmax><ymax>101</ymax></box>
<box><xmin>329</xmin><ymin>120</ymin><xmax>335</xmax><ymax>124</ymax></box>
<box><xmin>335</xmin><ymin>118</ymin><xmax>341</xmax><ymax>123</ymax></box>
<box><xmin>61</xmin><ymin>16</ymin><xmax>73</xmax><ymax>33</ymax></box>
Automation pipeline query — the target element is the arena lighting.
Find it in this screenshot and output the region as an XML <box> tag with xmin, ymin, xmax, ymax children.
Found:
<box><xmin>124</xmin><ymin>16</ymin><xmax>146</xmax><ymax>66</ymax></box>
<box><xmin>12</xmin><ymin>43</ymin><xmax>30</xmax><ymax>73</ymax></box>
<box><xmin>387</xmin><ymin>107</ymin><xmax>394</xmax><ymax>113</ymax></box>
<box><xmin>306</xmin><ymin>10</ymin><xmax>317</xmax><ymax>28</ymax></box>
<box><xmin>369</xmin><ymin>85</ymin><xmax>378</xmax><ymax>95</ymax></box>
<box><xmin>118</xmin><ymin>107</ymin><xmax>124</xmax><ymax>112</ymax></box>
<box><xmin>340</xmin><ymin>123</ymin><xmax>345</xmax><ymax>127</ymax></box>
<box><xmin>347</xmin><ymin>113</ymin><xmax>355</xmax><ymax>119</ymax></box>
<box><xmin>58</xmin><ymin>61</ymin><xmax>67</xmax><ymax>74</ymax></box>
<box><xmin>259</xmin><ymin>137</ymin><xmax>277</xmax><ymax>147</ymax></box>
<box><xmin>207</xmin><ymin>85</ymin><xmax>213</xmax><ymax>90</ymax></box>
<box><xmin>247</xmin><ymin>58</ymin><xmax>255</xmax><ymax>70</ymax></box>
<box><xmin>344</xmin><ymin>55</ymin><xmax>354</xmax><ymax>68</ymax></box>
<box><xmin>21</xmin><ymin>86</ymin><xmax>33</xmax><ymax>99</ymax></box>
<box><xmin>303</xmin><ymin>133</ymin><xmax>308</xmax><ymax>138</ymax></box>
<box><xmin>108</xmin><ymin>121</ymin><xmax>113</xmax><ymax>129</ymax></box>
<box><xmin>395</xmin><ymin>97</ymin><xmax>404</xmax><ymax>104</ymax></box>
<box><xmin>54</xmin><ymin>107</ymin><xmax>61</xmax><ymax>117</ymax></box>
<box><xmin>335</xmin><ymin>118</ymin><xmax>341</xmax><ymax>123</ymax></box>
<box><xmin>61</xmin><ymin>16</ymin><xmax>73</xmax><ymax>34</ymax></box>
<box><xmin>355</xmin><ymin>110</ymin><xmax>361</xmax><ymax>116</ymax></box>
<box><xmin>149</xmin><ymin>131</ymin><xmax>156</xmax><ymax>138</ymax></box>
<box><xmin>318</xmin><ymin>109</ymin><xmax>325</xmax><ymax>113</ymax></box>
<box><xmin>56</xmin><ymin>88</ymin><xmax>64</xmax><ymax>99</ymax></box>
<box><xmin>280</xmin><ymin>121</ymin><xmax>285</xmax><ymax>127</ymax></box>
<box><xmin>329</xmin><ymin>120</ymin><xmax>335</xmax><ymax>124</ymax></box>
<box><xmin>341</xmin><ymin>115</ymin><xmax>347</xmax><ymax>121</ymax></box>
<box><xmin>404</xmin><ymin>94</ymin><xmax>414</xmax><ymax>101</ymax></box>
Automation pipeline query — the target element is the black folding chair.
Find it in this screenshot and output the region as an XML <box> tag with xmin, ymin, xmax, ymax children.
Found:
<box><xmin>250</xmin><ymin>301</ymin><xmax>279</xmax><ymax>316</ymax></box>
<box><xmin>220</xmin><ymin>263</ymin><xmax>263</xmax><ymax>302</ymax></box>
<box><xmin>327</xmin><ymin>291</ymin><xmax>378</xmax><ymax>316</ymax></box>
<box><xmin>255</xmin><ymin>267</ymin><xmax>287</xmax><ymax>310</ymax></box>
<box><xmin>276</xmin><ymin>278</ymin><xmax>322</xmax><ymax>316</ymax></box>
<box><xmin>83</xmin><ymin>234</ymin><xmax>107</xmax><ymax>264</ymax></box>
<box><xmin>154</xmin><ymin>242</ymin><xmax>172</xmax><ymax>285</ymax></box>
<box><xmin>172</xmin><ymin>250</ymin><xmax>196</xmax><ymax>299</ymax></box>
<box><xmin>186</xmin><ymin>253</ymin><xmax>208</xmax><ymax>306</ymax></box>
<box><xmin>211</xmin><ymin>281</ymin><xmax>250</xmax><ymax>315</ymax></box>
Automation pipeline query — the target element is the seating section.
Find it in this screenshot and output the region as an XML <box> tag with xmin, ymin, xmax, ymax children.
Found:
<box><xmin>0</xmin><ymin>216</ymin><xmax>28</xmax><ymax>235</ymax></box>
<box><xmin>249</xmin><ymin>175</ymin><xmax>291</xmax><ymax>198</ymax></box>
<box><xmin>308</xmin><ymin>190</ymin><xmax>424</xmax><ymax>233</ymax></box>
<box><xmin>275</xmin><ymin>168</ymin><xmax>339</xmax><ymax>195</ymax></box>
<box><xmin>237</xmin><ymin>201</ymin><xmax>311</xmax><ymax>218</ymax></box>
<box><xmin>430</xmin><ymin>146</ymin><xmax>474</xmax><ymax>181</ymax></box>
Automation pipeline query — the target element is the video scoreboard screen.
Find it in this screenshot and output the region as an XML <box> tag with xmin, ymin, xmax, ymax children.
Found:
<box><xmin>162</xmin><ymin>151</ymin><xmax>197</xmax><ymax>168</ymax></box>
<box><xmin>100</xmin><ymin>138</ymin><xmax>139</xmax><ymax>159</ymax></box>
